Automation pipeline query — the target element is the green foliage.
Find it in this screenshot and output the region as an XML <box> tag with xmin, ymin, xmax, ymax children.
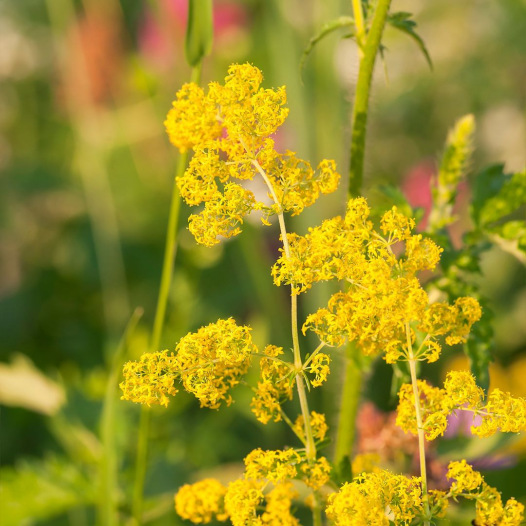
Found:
<box><xmin>386</xmin><ymin>11</ymin><xmax>432</xmax><ymax>69</ymax></box>
<box><xmin>472</xmin><ymin>166</ymin><xmax>526</xmax><ymax>259</ymax></box>
<box><xmin>185</xmin><ymin>0</ymin><xmax>213</xmax><ymax>67</ymax></box>
<box><xmin>0</xmin><ymin>456</ymin><xmax>97</xmax><ymax>526</ymax></box>
<box><xmin>300</xmin><ymin>17</ymin><xmax>355</xmax><ymax>75</ymax></box>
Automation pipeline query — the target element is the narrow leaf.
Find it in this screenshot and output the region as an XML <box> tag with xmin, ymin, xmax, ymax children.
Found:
<box><xmin>387</xmin><ymin>11</ymin><xmax>433</xmax><ymax>69</ymax></box>
<box><xmin>300</xmin><ymin>16</ymin><xmax>355</xmax><ymax>75</ymax></box>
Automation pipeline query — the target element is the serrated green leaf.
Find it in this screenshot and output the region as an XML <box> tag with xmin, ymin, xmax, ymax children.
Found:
<box><xmin>478</xmin><ymin>169</ymin><xmax>526</xmax><ymax>227</ymax></box>
<box><xmin>300</xmin><ymin>17</ymin><xmax>355</xmax><ymax>75</ymax></box>
<box><xmin>387</xmin><ymin>11</ymin><xmax>432</xmax><ymax>69</ymax></box>
<box><xmin>464</xmin><ymin>303</ymin><xmax>494</xmax><ymax>391</ymax></box>
<box><xmin>471</xmin><ymin>164</ymin><xmax>508</xmax><ymax>227</ymax></box>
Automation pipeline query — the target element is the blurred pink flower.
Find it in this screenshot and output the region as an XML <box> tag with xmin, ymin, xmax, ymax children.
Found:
<box><xmin>402</xmin><ymin>160</ymin><xmax>434</xmax><ymax>230</ymax></box>
<box><xmin>402</xmin><ymin>160</ymin><xmax>470</xmax><ymax>246</ymax></box>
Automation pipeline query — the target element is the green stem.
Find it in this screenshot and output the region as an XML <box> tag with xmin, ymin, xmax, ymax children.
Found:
<box><xmin>334</xmin><ymin>0</ymin><xmax>392</xmax><ymax>478</ymax></box>
<box><xmin>351</xmin><ymin>0</ymin><xmax>366</xmax><ymax>53</ymax></box>
<box><xmin>150</xmin><ymin>153</ymin><xmax>186</xmax><ymax>351</ymax></box>
<box><xmin>406</xmin><ymin>323</ymin><xmax>430</xmax><ymax>525</ymax></box>
<box><xmin>348</xmin><ymin>0</ymin><xmax>392</xmax><ymax>197</ymax></box>
<box><xmin>333</xmin><ymin>342</ymin><xmax>361</xmax><ymax>471</ymax></box>
<box><xmin>100</xmin><ymin>308</ymin><xmax>143</xmax><ymax>526</ymax></box>
<box><xmin>132</xmin><ymin>61</ymin><xmax>202</xmax><ymax>526</ymax></box>
<box><xmin>251</xmin><ymin>158</ymin><xmax>321</xmax><ymax>526</ymax></box>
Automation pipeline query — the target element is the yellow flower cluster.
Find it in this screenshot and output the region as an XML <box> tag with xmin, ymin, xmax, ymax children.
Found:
<box><xmin>175</xmin><ymin>478</ymin><xmax>228</xmax><ymax>523</ymax></box>
<box><xmin>396</xmin><ymin>370</ymin><xmax>526</xmax><ymax>440</ymax></box>
<box><xmin>188</xmin><ymin>183</ymin><xmax>256</xmax><ymax>247</ymax></box>
<box><xmin>306</xmin><ymin>353</ymin><xmax>331</xmax><ymax>387</ymax></box>
<box><xmin>120</xmin><ymin>350</ymin><xmax>178</xmax><ymax>407</ymax></box>
<box><xmin>174</xmin><ymin>446</ymin><xmax>329</xmax><ymax>525</ymax></box>
<box><xmin>272</xmin><ymin>198</ymin><xmax>480</xmax><ymax>361</ymax></box>
<box><xmin>251</xmin><ymin>345</ymin><xmax>294</xmax><ymax>424</ymax></box>
<box><xmin>326</xmin><ymin>470</ymin><xmax>423</xmax><ymax>525</ymax></box>
<box><xmin>446</xmin><ymin>460</ymin><xmax>524</xmax><ymax>526</ymax></box>
<box><xmin>165</xmin><ymin>64</ymin><xmax>340</xmax><ymax>246</ymax></box>
<box><xmin>244</xmin><ymin>448</ymin><xmax>331</xmax><ymax>491</ymax></box>
<box><xmin>120</xmin><ymin>318</ymin><xmax>257</xmax><ymax>409</ymax></box>
<box><xmin>260</xmin><ymin>483</ymin><xmax>299</xmax><ymax>526</ymax></box>
<box><xmin>173</xmin><ymin>318</ymin><xmax>257</xmax><ymax>409</ymax></box>
<box><xmin>244</xmin><ymin>448</ymin><xmax>300</xmax><ymax>484</ymax></box>
<box><xmin>293</xmin><ymin>411</ymin><xmax>328</xmax><ymax>443</ymax></box>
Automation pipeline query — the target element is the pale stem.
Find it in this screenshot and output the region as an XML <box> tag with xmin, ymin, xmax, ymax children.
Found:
<box><xmin>405</xmin><ymin>323</ymin><xmax>431</xmax><ymax>524</ymax></box>
<box><xmin>251</xmin><ymin>158</ymin><xmax>321</xmax><ymax>526</ymax></box>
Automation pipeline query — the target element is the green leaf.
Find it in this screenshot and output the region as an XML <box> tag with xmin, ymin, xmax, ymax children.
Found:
<box><xmin>0</xmin><ymin>456</ymin><xmax>96</xmax><ymax>526</ymax></box>
<box><xmin>471</xmin><ymin>164</ymin><xmax>508</xmax><ymax>227</ymax></box>
<box><xmin>387</xmin><ymin>11</ymin><xmax>432</xmax><ymax>69</ymax></box>
<box><xmin>300</xmin><ymin>17</ymin><xmax>355</xmax><ymax>75</ymax></box>
<box><xmin>464</xmin><ymin>300</ymin><xmax>494</xmax><ymax>391</ymax></box>
<box><xmin>333</xmin><ymin>455</ymin><xmax>353</xmax><ymax>485</ymax></box>
<box><xmin>477</xmin><ymin>169</ymin><xmax>526</xmax><ymax>227</ymax></box>
<box><xmin>185</xmin><ymin>0</ymin><xmax>213</xmax><ymax>67</ymax></box>
<box><xmin>471</xmin><ymin>166</ymin><xmax>526</xmax><ymax>260</ymax></box>
<box><xmin>369</xmin><ymin>183</ymin><xmax>424</xmax><ymax>222</ymax></box>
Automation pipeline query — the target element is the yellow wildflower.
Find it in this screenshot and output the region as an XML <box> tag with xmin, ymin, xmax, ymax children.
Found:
<box><xmin>251</xmin><ymin>345</ymin><xmax>294</xmax><ymax>425</ymax></box>
<box><xmin>164</xmin><ymin>84</ymin><xmax>222</xmax><ymax>153</ymax></box>
<box><xmin>447</xmin><ymin>460</ymin><xmax>483</xmax><ymax>493</ymax></box>
<box><xmin>244</xmin><ymin>448</ymin><xmax>300</xmax><ymax>484</ymax></box>
<box><xmin>471</xmin><ymin>388</ymin><xmax>526</xmax><ymax>438</ymax></box>
<box><xmin>120</xmin><ymin>350</ymin><xmax>178</xmax><ymax>407</ymax></box>
<box><xmin>188</xmin><ymin>183</ymin><xmax>256</xmax><ymax>247</ymax></box>
<box><xmin>224</xmin><ymin>479</ymin><xmax>264</xmax><ymax>526</ymax></box>
<box><xmin>293</xmin><ymin>411</ymin><xmax>328</xmax><ymax>443</ymax></box>
<box><xmin>175</xmin><ymin>478</ymin><xmax>228</xmax><ymax>523</ymax></box>
<box><xmin>300</xmin><ymin>456</ymin><xmax>331</xmax><ymax>490</ymax></box>
<box><xmin>326</xmin><ymin>470</ymin><xmax>422</xmax><ymax>526</ymax></box>
<box><xmin>261</xmin><ymin>483</ymin><xmax>299</xmax><ymax>526</ymax></box>
<box><xmin>173</xmin><ymin>318</ymin><xmax>257</xmax><ymax>409</ymax></box>
<box><xmin>307</xmin><ymin>353</ymin><xmax>331</xmax><ymax>387</ymax></box>
<box><xmin>166</xmin><ymin>64</ymin><xmax>339</xmax><ymax>245</ymax></box>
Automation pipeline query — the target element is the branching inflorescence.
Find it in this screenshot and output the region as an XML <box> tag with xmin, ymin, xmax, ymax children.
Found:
<box><xmin>120</xmin><ymin>64</ymin><xmax>526</xmax><ymax>525</ymax></box>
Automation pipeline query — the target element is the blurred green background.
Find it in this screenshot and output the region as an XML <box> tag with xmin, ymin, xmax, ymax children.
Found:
<box><xmin>1</xmin><ymin>0</ymin><xmax>525</xmax><ymax>524</ymax></box>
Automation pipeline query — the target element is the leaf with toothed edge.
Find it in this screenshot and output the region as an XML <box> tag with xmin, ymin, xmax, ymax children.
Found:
<box><xmin>387</xmin><ymin>11</ymin><xmax>433</xmax><ymax>69</ymax></box>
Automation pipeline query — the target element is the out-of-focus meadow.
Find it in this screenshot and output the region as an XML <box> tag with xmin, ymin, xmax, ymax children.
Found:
<box><xmin>1</xmin><ymin>0</ymin><xmax>525</xmax><ymax>524</ymax></box>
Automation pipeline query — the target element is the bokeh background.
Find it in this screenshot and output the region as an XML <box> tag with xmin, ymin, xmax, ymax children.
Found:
<box><xmin>1</xmin><ymin>0</ymin><xmax>525</xmax><ymax>524</ymax></box>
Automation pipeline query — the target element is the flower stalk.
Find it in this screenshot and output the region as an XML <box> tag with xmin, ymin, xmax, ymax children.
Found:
<box><xmin>335</xmin><ymin>0</ymin><xmax>392</xmax><ymax>473</ymax></box>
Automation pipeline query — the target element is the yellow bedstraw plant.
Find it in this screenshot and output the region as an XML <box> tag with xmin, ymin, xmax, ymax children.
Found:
<box><xmin>120</xmin><ymin>64</ymin><xmax>526</xmax><ymax>525</ymax></box>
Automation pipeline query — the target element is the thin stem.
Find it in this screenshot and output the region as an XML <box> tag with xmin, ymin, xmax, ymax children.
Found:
<box><xmin>251</xmin><ymin>158</ymin><xmax>321</xmax><ymax>526</ymax></box>
<box><xmin>150</xmin><ymin>153</ymin><xmax>186</xmax><ymax>351</ymax></box>
<box><xmin>303</xmin><ymin>341</ymin><xmax>327</xmax><ymax>369</ymax></box>
<box><xmin>348</xmin><ymin>0</ymin><xmax>392</xmax><ymax>197</ymax></box>
<box><xmin>406</xmin><ymin>323</ymin><xmax>431</xmax><ymax>525</ymax></box>
<box><xmin>100</xmin><ymin>308</ymin><xmax>143</xmax><ymax>526</ymax></box>
<box><xmin>132</xmin><ymin>61</ymin><xmax>202</xmax><ymax>526</ymax></box>
<box><xmin>333</xmin><ymin>342</ymin><xmax>362</xmax><ymax>470</ymax></box>
<box><xmin>335</xmin><ymin>0</ymin><xmax>392</xmax><ymax>476</ymax></box>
